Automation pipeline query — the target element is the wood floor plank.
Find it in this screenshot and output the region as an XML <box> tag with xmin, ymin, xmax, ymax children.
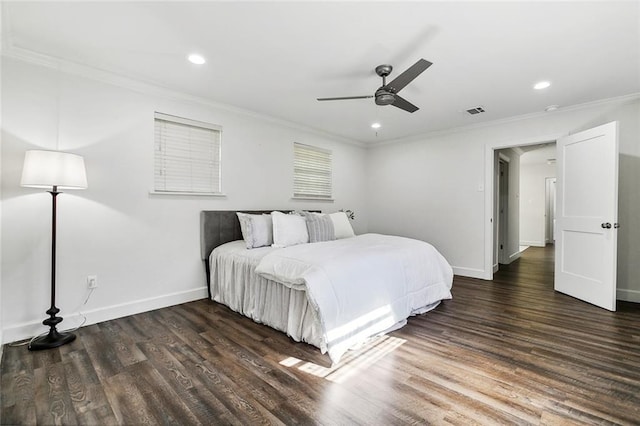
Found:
<box><xmin>0</xmin><ymin>370</ymin><xmax>37</xmax><ymax>425</ymax></box>
<box><xmin>2</xmin><ymin>245</ymin><xmax>639</xmax><ymax>425</ymax></box>
<box><xmin>80</xmin><ymin>330</ymin><xmax>125</xmax><ymax>382</ymax></box>
<box><xmin>33</xmin><ymin>362</ymin><xmax>78</xmax><ymax>425</ymax></box>
<box><xmin>101</xmin><ymin>371</ymin><xmax>157</xmax><ymax>425</ymax></box>
<box><xmin>126</xmin><ymin>360</ymin><xmax>203</xmax><ymax>425</ymax></box>
<box><xmin>62</xmin><ymin>350</ymin><xmax>115</xmax><ymax>421</ymax></box>
<box><xmin>98</xmin><ymin>320</ymin><xmax>147</xmax><ymax>367</ymax></box>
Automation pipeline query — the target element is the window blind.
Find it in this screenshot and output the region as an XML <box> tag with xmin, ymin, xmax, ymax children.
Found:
<box><xmin>293</xmin><ymin>142</ymin><xmax>332</xmax><ymax>199</ymax></box>
<box><xmin>154</xmin><ymin>113</ymin><xmax>221</xmax><ymax>194</ymax></box>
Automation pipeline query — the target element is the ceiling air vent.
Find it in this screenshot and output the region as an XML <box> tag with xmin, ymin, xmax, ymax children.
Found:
<box><xmin>466</xmin><ymin>106</ymin><xmax>485</xmax><ymax>115</ymax></box>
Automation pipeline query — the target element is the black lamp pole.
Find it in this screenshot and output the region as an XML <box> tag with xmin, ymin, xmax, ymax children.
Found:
<box><xmin>28</xmin><ymin>185</ymin><xmax>76</xmax><ymax>350</ymax></box>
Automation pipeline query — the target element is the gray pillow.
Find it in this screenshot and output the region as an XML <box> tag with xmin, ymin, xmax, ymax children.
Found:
<box><xmin>304</xmin><ymin>213</ymin><xmax>335</xmax><ymax>243</ymax></box>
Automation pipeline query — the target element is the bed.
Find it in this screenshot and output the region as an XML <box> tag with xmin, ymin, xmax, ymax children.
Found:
<box><xmin>200</xmin><ymin>210</ymin><xmax>453</xmax><ymax>364</ymax></box>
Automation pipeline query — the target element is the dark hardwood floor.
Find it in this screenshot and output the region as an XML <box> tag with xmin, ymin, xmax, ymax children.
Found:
<box><xmin>2</xmin><ymin>246</ymin><xmax>640</xmax><ymax>425</ymax></box>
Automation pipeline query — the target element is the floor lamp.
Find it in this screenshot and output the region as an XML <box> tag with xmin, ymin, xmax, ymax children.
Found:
<box><xmin>21</xmin><ymin>150</ymin><xmax>88</xmax><ymax>351</ymax></box>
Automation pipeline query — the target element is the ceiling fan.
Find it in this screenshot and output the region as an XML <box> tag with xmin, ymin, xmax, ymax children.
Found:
<box><xmin>317</xmin><ymin>58</ymin><xmax>432</xmax><ymax>113</ymax></box>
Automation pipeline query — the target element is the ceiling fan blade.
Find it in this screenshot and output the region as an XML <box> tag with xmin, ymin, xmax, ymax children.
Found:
<box><xmin>385</xmin><ymin>58</ymin><xmax>432</xmax><ymax>93</ymax></box>
<box><xmin>317</xmin><ymin>95</ymin><xmax>374</xmax><ymax>101</ymax></box>
<box><xmin>391</xmin><ymin>95</ymin><xmax>419</xmax><ymax>113</ymax></box>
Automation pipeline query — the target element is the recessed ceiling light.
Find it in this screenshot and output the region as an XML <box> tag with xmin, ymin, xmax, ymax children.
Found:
<box><xmin>371</xmin><ymin>122</ymin><xmax>381</xmax><ymax>129</ymax></box>
<box><xmin>534</xmin><ymin>81</ymin><xmax>551</xmax><ymax>90</ymax></box>
<box><xmin>188</xmin><ymin>54</ymin><xmax>206</xmax><ymax>65</ymax></box>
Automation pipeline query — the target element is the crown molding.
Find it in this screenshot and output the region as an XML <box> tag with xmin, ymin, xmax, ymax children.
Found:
<box><xmin>2</xmin><ymin>45</ymin><xmax>366</xmax><ymax>148</ymax></box>
<box><xmin>368</xmin><ymin>92</ymin><xmax>640</xmax><ymax>148</ymax></box>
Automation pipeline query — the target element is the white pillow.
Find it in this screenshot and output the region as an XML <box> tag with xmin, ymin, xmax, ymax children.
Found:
<box><xmin>271</xmin><ymin>211</ymin><xmax>309</xmax><ymax>248</ymax></box>
<box><xmin>329</xmin><ymin>211</ymin><xmax>355</xmax><ymax>239</ymax></box>
<box><xmin>236</xmin><ymin>213</ymin><xmax>273</xmax><ymax>249</ymax></box>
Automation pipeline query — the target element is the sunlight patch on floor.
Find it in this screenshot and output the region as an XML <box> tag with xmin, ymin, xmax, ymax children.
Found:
<box><xmin>325</xmin><ymin>305</ymin><xmax>394</xmax><ymax>344</ymax></box>
<box><xmin>279</xmin><ymin>335</ymin><xmax>406</xmax><ymax>383</ymax></box>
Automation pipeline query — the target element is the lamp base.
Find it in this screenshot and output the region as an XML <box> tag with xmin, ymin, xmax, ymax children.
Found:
<box><xmin>28</xmin><ymin>329</ymin><xmax>76</xmax><ymax>351</ymax></box>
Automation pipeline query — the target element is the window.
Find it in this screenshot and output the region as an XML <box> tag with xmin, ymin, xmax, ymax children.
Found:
<box><xmin>293</xmin><ymin>142</ymin><xmax>332</xmax><ymax>200</ymax></box>
<box><xmin>154</xmin><ymin>112</ymin><xmax>222</xmax><ymax>195</ymax></box>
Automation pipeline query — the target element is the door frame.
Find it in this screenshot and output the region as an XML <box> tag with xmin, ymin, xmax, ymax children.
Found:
<box><xmin>497</xmin><ymin>157</ymin><xmax>510</xmax><ymax>265</ymax></box>
<box><xmin>545</xmin><ymin>177</ymin><xmax>556</xmax><ymax>244</ymax></box>
<box><xmin>484</xmin><ymin>133</ymin><xmax>564</xmax><ymax>279</ymax></box>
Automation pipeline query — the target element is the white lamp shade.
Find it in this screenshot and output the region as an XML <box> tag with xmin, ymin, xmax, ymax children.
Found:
<box><xmin>21</xmin><ymin>150</ymin><xmax>88</xmax><ymax>189</ymax></box>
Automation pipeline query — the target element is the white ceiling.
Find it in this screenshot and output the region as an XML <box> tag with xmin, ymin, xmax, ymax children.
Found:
<box><xmin>520</xmin><ymin>143</ymin><xmax>557</xmax><ymax>165</ymax></box>
<box><xmin>3</xmin><ymin>1</ymin><xmax>639</xmax><ymax>145</ymax></box>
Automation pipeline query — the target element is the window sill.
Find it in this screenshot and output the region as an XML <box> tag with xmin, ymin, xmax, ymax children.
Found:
<box><xmin>291</xmin><ymin>196</ymin><xmax>335</xmax><ymax>202</ymax></box>
<box><xmin>149</xmin><ymin>191</ymin><xmax>227</xmax><ymax>198</ymax></box>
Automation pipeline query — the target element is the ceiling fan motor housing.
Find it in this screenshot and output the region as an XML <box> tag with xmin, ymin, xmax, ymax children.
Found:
<box><xmin>375</xmin><ymin>88</ymin><xmax>396</xmax><ymax>105</ymax></box>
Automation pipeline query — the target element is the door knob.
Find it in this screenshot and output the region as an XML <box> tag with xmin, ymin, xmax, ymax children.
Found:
<box><xmin>614</xmin><ymin>223</ymin><xmax>620</xmax><ymax>229</ymax></box>
<box><xmin>601</xmin><ymin>222</ymin><xmax>612</xmax><ymax>229</ymax></box>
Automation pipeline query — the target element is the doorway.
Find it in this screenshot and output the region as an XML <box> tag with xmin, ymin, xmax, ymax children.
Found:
<box><xmin>485</xmin><ymin>123</ymin><xmax>620</xmax><ymax>310</ymax></box>
<box><xmin>484</xmin><ymin>138</ymin><xmax>561</xmax><ymax>280</ymax></box>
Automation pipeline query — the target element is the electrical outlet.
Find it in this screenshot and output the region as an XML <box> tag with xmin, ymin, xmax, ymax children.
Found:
<box><xmin>87</xmin><ymin>275</ymin><xmax>98</xmax><ymax>289</ymax></box>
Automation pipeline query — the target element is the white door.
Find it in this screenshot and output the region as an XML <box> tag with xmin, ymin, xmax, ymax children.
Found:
<box><xmin>555</xmin><ymin>121</ymin><xmax>619</xmax><ymax>311</ymax></box>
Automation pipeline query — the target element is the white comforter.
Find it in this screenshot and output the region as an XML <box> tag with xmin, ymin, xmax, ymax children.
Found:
<box><xmin>255</xmin><ymin>233</ymin><xmax>453</xmax><ymax>364</ymax></box>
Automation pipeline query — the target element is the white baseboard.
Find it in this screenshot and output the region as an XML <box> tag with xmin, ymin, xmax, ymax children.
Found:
<box><xmin>617</xmin><ymin>288</ymin><xmax>640</xmax><ymax>303</ymax></box>
<box><xmin>508</xmin><ymin>251</ymin><xmax>521</xmax><ymax>262</ymax></box>
<box><xmin>520</xmin><ymin>240</ymin><xmax>545</xmax><ymax>247</ymax></box>
<box><xmin>452</xmin><ymin>266</ymin><xmax>486</xmax><ymax>279</ymax></box>
<box><xmin>2</xmin><ymin>287</ymin><xmax>208</xmax><ymax>344</ymax></box>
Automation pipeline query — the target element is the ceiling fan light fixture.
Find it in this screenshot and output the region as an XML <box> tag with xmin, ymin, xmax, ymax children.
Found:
<box><xmin>188</xmin><ymin>54</ymin><xmax>206</xmax><ymax>65</ymax></box>
<box><xmin>534</xmin><ymin>80</ymin><xmax>551</xmax><ymax>90</ymax></box>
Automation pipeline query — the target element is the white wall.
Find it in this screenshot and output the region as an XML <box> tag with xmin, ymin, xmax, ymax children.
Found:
<box><xmin>365</xmin><ymin>131</ymin><xmax>487</xmax><ymax>278</ymax></box>
<box><xmin>1</xmin><ymin>57</ymin><xmax>368</xmax><ymax>343</ymax></box>
<box><xmin>520</xmin><ymin>161</ymin><xmax>556</xmax><ymax>247</ymax></box>
<box><xmin>366</xmin><ymin>96</ymin><xmax>640</xmax><ymax>302</ymax></box>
